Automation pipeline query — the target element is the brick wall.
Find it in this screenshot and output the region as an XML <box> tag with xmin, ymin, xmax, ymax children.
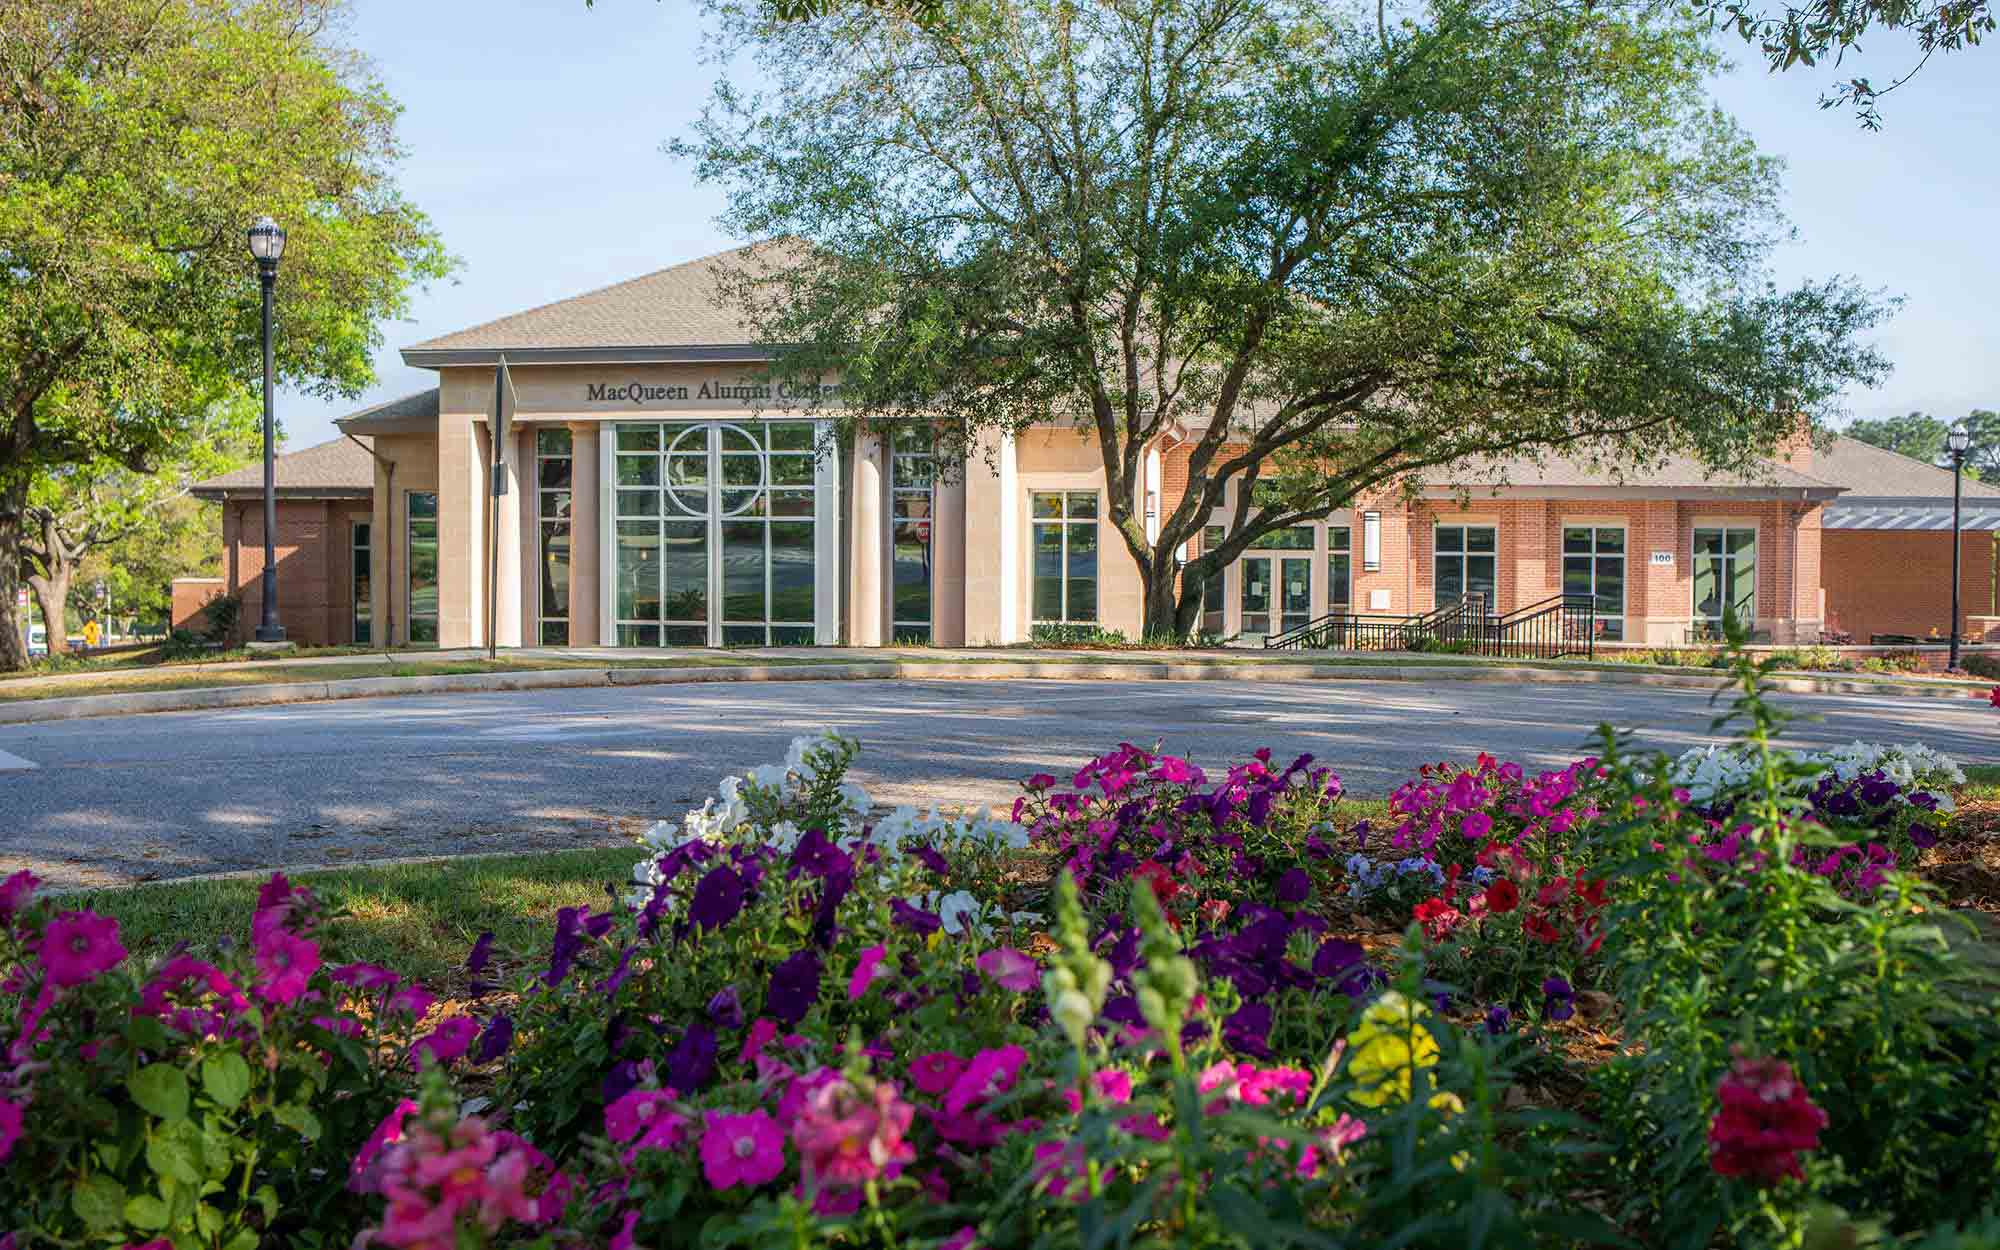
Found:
<box><xmin>169</xmin><ymin>578</ymin><xmax>226</xmax><ymax>635</ymax></box>
<box><xmin>1822</xmin><ymin>527</ymin><xmax>1999</xmax><ymax>641</ymax></box>
<box><xmin>222</xmin><ymin>499</ymin><xmax>372</xmax><ymax>646</ymax></box>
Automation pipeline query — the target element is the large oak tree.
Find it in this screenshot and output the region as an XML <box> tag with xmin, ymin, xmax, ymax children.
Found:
<box><xmin>680</xmin><ymin>0</ymin><xmax>1888</xmax><ymax>640</ymax></box>
<box><xmin>0</xmin><ymin>0</ymin><xmax>450</xmax><ymax>669</ymax></box>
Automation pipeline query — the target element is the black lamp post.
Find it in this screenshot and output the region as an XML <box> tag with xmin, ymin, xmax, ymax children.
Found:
<box><xmin>248</xmin><ymin>216</ymin><xmax>287</xmax><ymax>643</ymax></box>
<box><xmin>1947</xmin><ymin>420</ymin><xmax>1970</xmax><ymax>670</ymax></box>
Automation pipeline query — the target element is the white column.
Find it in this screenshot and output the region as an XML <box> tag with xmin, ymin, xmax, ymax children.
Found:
<box><xmin>848</xmin><ymin>430</ymin><xmax>886</xmax><ymax>646</ymax></box>
<box><xmin>962</xmin><ymin>426</ymin><xmax>1019</xmax><ymax>645</ymax></box>
<box><xmin>933</xmin><ymin>465</ymin><xmax>967</xmax><ymax>646</ymax></box>
<box><xmin>492</xmin><ymin>424</ymin><xmax>525</xmax><ymax>648</ymax></box>
<box><xmin>813</xmin><ymin>421</ymin><xmax>841</xmax><ymax>645</ymax></box>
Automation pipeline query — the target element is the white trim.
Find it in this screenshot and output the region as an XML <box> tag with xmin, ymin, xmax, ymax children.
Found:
<box><xmin>997</xmin><ymin>434</ymin><xmax>1020</xmax><ymax>642</ymax></box>
<box><xmin>815</xmin><ymin>420</ymin><xmax>841</xmax><ymax>644</ymax></box>
<box><xmin>598</xmin><ymin>425</ymin><xmax>615</xmax><ymax>645</ymax></box>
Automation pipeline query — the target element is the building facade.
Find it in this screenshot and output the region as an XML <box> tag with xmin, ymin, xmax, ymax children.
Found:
<box><xmin>190</xmin><ymin>245</ymin><xmax>2000</xmax><ymax>652</ymax></box>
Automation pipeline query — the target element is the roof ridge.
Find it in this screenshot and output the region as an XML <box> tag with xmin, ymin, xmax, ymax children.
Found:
<box><xmin>407</xmin><ymin>241</ymin><xmax>765</xmax><ymax>351</ymax></box>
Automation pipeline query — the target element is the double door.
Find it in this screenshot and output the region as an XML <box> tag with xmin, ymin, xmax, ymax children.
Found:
<box><xmin>1241</xmin><ymin>554</ymin><xmax>1313</xmax><ymax>638</ymax></box>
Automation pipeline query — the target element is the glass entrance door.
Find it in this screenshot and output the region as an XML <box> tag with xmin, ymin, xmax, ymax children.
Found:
<box><xmin>1692</xmin><ymin>526</ymin><xmax>1756</xmax><ymax>633</ymax></box>
<box><xmin>1241</xmin><ymin>557</ymin><xmax>1273</xmax><ymax>636</ymax></box>
<box><xmin>615</xmin><ymin>421</ymin><xmax>821</xmax><ymax>646</ymax></box>
<box><xmin>1239</xmin><ymin>554</ymin><xmax>1312</xmax><ymax>637</ymax></box>
<box><xmin>1279</xmin><ymin>556</ymin><xmax>1311</xmax><ymax>634</ymax></box>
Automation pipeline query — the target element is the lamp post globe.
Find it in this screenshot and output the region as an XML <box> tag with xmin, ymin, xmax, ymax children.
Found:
<box><xmin>1946</xmin><ymin>421</ymin><xmax>1969</xmax><ymax>670</ymax></box>
<box><xmin>249</xmin><ymin>216</ymin><xmax>287</xmax><ymax>643</ymax></box>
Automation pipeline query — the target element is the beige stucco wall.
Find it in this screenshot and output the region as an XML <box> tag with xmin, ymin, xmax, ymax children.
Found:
<box><xmin>1007</xmin><ymin>427</ymin><xmax>1142</xmax><ymax>639</ymax></box>
<box><xmin>366</xmin><ymin>432</ymin><xmax>440</xmax><ymax>647</ymax></box>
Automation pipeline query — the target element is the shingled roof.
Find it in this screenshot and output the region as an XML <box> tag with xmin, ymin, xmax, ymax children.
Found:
<box><xmin>1418</xmin><ymin>450</ymin><xmax>1841</xmax><ymax>499</ymax></box>
<box><xmin>401</xmin><ymin>241</ymin><xmax>805</xmax><ymax>365</ymax></box>
<box><xmin>191</xmin><ymin>436</ymin><xmax>374</xmax><ymax>500</ymax></box>
<box><xmin>334</xmin><ymin>388</ymin><xmax>439</xmax><ymax>437</ymax></box>
<box><xmin>1808</xmin><ymin>435</ymin><xmax>2000</xmax><ymax>501</ymax></box>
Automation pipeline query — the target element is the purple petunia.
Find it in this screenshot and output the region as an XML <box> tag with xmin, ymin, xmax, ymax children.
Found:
<box><xmin>708</xmin><ymin>985</ymin><xmax>745</xmax><ymax>1030</ymax></box>
<box><xmin>1485</xmin><ymin>1004</ymin><xmax>1511</xmax><ymax>1035</ymax></box>
<box><xmin>910</xmin><ymin>844</ymin><xmax>951</xmax><ymax>877</ymax></box>
<box><xmin>1542</xmin><ymin>977</ymin><xmax>1575</xmax><ymax>1022</ymax></box>
<box><xmin>667</xmin><ymin>1021</ymin><xmax>718</xmax><ymax>1092</ymax></box>
<box><xmin>1222</xmin><ymin>1002</ymin><xmax>1274</xmax><ymax>1059</ymax></box>
<box><xmin>766</xmin><ymin>950</ymin><xmax>823</xmax><ymax>1026</ymax></box>
<box><xmin>476</xmin><ymin>1014</ymin><xmax>515</xmax><ymax>1063</ymax></box>
<box><xmin>1908</xmin><ymin>822</ymin><xmax>1938</xmax><ymax>850</ymax></box>
<box><xmin>1275</xmin><ymin>868</ymin><xmax>1312</xmax><ymax>905</ymax></box>
<box><xmin>689</xmin><ymin>865</ymin><xmax>748</xmax><ymax>933</ymax></box>
<box><xmin>465</xmin><ymin>931</ymin><xmax>495</xmax><ymax>974</ymax></box>
<box><xmin>889</xmin><ymin>898</ymin><xmax>943</xmax><ymax>936</ymax></box>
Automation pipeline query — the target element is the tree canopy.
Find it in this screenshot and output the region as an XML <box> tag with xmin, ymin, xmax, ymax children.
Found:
<box><xmin>0</xmin><ymin>0</ymin><xmax>451</xmax><ymax>668</ymax></box>
<box><xmin>1846</xmin><ymin>408</ymin><xmax>1999</xmax><ymax>478</ymax></box>
<box><xmin>680</xmin><ymin>0</ymin><xmax>1890</xmax><ymax>639</ymax></box>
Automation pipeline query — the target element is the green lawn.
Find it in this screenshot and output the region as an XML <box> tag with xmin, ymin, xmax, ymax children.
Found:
<box><xmin>73</xmin><ymin>849</ymin><xmax>639</xmax><ymax>992</ymax></box>
<box><xmin>1963</xmin><ymin>763</ymin><xmax>2000</xmax><ymax>800</ymax></box>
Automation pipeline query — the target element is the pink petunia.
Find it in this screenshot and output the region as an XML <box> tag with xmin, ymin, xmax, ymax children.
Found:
<box><xmin>975</xmin><ymin>947</ymin><xmax>1038</xmax><ymax>992</ymax></box>
<box><xmin>349</xmin><ymin>1100</ymin><xmax>419</xmax><ymax>1192</ymax></box>
<box><xmin>941</xmin><ymin>1229</ymin><xmax>982</xmax><ymax>1250</ymax></box>
<box><xmin>604</xmin><ymin>1087</ymin><xmax>680</xmax><ymax>1145</ymax></box>
<box><xmin>791</xmin><ymin>1078</ymin><xmax>915</xmax><ymax>1187</ymax></box>
<box><xmin>0</xmin><ymin>869</ymin><xmax>39</xmax><ymax>922</ymax></box>
<box><xmin>386</xmin><ymin>984</ymin><xmax>436</xmax><ymax>1018</ymax></box>
<box><xmin>0</xmin><ymin>1098</ymin><xmax>23</xmax><ymax>1163</ymax></box>
<box><xmin>848</xmin><ymin>944</ymin><xmax>889</xmax><ymax>1001</ymax></box>
<box><xmin>252</xmin><ymin>930</ymin><xmax>321</xmax><ymax>1005</ymax></box>
<box><xmin>608</xmin><ymin>1210</ymin><xmax>640</xmax><ymax>1250</ymax></box>
<box><xmin>700</xmin><ymin>1110</ymin><xmax>785</xmax><ymax>1190</ymax></box>
<box><xmin>738</xmin><ymin>1016</ymin><xmax>779</xmax><ymax>1065</ymax></box>
<box><xmin>945</xmin><ymin>1045</ymin><xmax>1026</xmax><ymax>1116</ymax></box>
<box><xmin>330</xmin><ymin>962</ymin><xmax>402</xmax><ymax>991</ymax></box>
<box><xmin>410</xmin><ymin>1017</ymin><xmax>480</xmax><ymax>1070</ymax></box>
<box><xmin>37</xmin><ymin>910</ymin><xmax>126</xmax><ymax>988</ymax></box>
<box><xmin>908</xmin><ymin>1051</ymin><xmax>967</xmax><ymax>1096</ymax></box>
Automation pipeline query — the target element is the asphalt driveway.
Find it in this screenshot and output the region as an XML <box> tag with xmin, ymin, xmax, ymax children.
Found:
<box><xmin>0</xmin><ymin>676</ymin><xmax>1990</xmax><ymax>887</ymax></box>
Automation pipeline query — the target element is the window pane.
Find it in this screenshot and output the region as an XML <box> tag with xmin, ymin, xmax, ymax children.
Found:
<box><xmin>542</xmin><ymin>490</ymin><xmax>571</xmax><ymax>520</ymax></box>
<box><xmin>892</xmin><ymin>454</ymin><xmax>934</xmax><ymax>489</ymax></box>
<box><xmin>722</xmin><ymin>521</ymin><xmax>766</xmax><ymax>623</ymax></box>
<box><xmin>769</xmin><ymin>490</ymin><xmax>814</xmax><ymax>518</ymax></box>
<box><xmin>541</xmin><ymin>521</ymin><xmax>570</xmax><ymax>620</ymax></box>
<box><xmin>1032</xmin><ymin>492</ymin><xmax>1063</xmax><ymax>520</ymax></box>
<box><xmin>1693</xmin><ymin>557</ymin><xmax>1721</xmax><ymax>620</ymax></box>
<box><xmin>1436</xmin><ymin>555</ymin><xmax>1463</xmax><ymax>601</ymax></box>
<box><xmin>768</xmin><ymin>422</ymin><xmax>816</xmax><ymax>452</ymax></box>
<box><xmin>1067</xmin><ymin>492</ymin><xmax>1099</xmax><ymax>519</ymax></box>
<box><xmin>618</xmin><ymin>623</ymin><xmax>661</xmax><ymax>647</ymax></box>
<box><xmin>1435</xmin><ymin>527</ymin><xmax>1463</xmax><ymax>553</ymax></box>
<box><xmin>770</xmin><ymin>521</ymin><xmax>816</xmax><ymax>624</ymax></box>
<box><xmin>1467</xmin><ymin>555</ymin><xmax>1497</xmax><ymax>599</ymax></box>
<box><xmin>892</xmin><ymin>519</ymin><xmax>931</xmax><ymax>628</ymax></box>
<box><xmin>1727</xmin><ymin>548</ymin><xmax>1756</xmax><ymax>619</ymax></box>
<box><xmin>1329</xmin><ymin>553</ymin><xmax>1351</xmax><ymax>606</ymax></box>
<box><xmin>1729</xmin><ymin>528</ymin><xmax>1757</xmax><ymax>556</ymax></box>
<box><xmin>541</xmin><ymin>620</ymin><xmax>569</xmax><ymax>645</ymax></box>
<box><xmin>1202</xmin><ymin>524</ymin><xmax>1224</xmax><ymax>554</ymax></box>
<box><xmin>1328</xmin><ymin>526</ymin><xmax>1350</xmax><ymax>552</ymax></box>
<box><xmin>1595</xmin><ymin>556</ymin><xmax>1624</xmax><ymax>615</ymax></box>
<box><xmin>720</xmin><ymin>454</ymin><xmax>763</xmax><ymax>488</ymax></box>
<box><xmin>1563</xmin><ymin>556</ymin><xmax>1593</xmax><ymax>598</ymax></box>
<box><xmin>662</xmin><ymin>521</ymin><xmax>707</xmax><ymax>623</ymax></box>
<box><xmin>720</xmin><ymin>425</ymin><xmax>759</xmax><ymax>454</ymax></box>
<box><xmin>1467</xmin><ymin>527</ymin><xmax>1497</xmax><ymax>553</ymax></box>
<box><xmin>618</xmin><ymin>456</ymin><xmax>660</xmax><ymax>487</ymax></box>
<box><xmin>617</xmin><ymin>489</ymin><xmax>660</xmax><ymax>517</ymax></box>
<box><xmin>770</xmin><ymin>454</ymin><xmax>815</xmax><ymax>486</ymax></box>
<box><xmin>1281</xmin><ymin>557</ymin><xmax>1311</xmax><ymax>630</ymax></box>
<box><xmin>1033</xmin><ymin>523</ymin><xmax>1064</xmax><ymax>619</ymax></box>
<box><xmin>409</xmin><ymin>492</ymin><xmax>438</xmax><ymax>520</ymax></box>
<box><xmin>537</xmin><ymin>427</ymin><xmax>573</xmax><ymax>456</ymax></box>
<box><xmin>617</xmin><ymin>425</ymin><xmax>660</xmax><ymax>452</ymax></box>
<box><xmin>1261</xmin><ymin>526</ymin><xmax>1314</xmax><ymax>550</ymax></box>
<box><xmin>1693</xmin><ymin>528</ymin><xmax>1723</xmax><ymax>557</ymax></box>
<box><xmin>408</xmin><ymin>617</ymin><xmax>439</xmax><ymax>644</ymax></box>
<box><xmin>1241</xmin><ymin>558</ymin><xmax>1271</xmax><ymax>634</ymax></box>
<box><xmin>1562</xmin><ymin>527</ymin><xmax>1593</xmax><ymax>555</ymax></box>
<box><xmin>539</xmin><ymin>457</ymin><xmax>572</xmax><ymax>491</ymax></box>
<box><xmin>1596</xmin><ymin>527</ymin><xmax>1625</xmax><ymax>553</ymax></box>
<box><xmin>1066</xmin><ymin>521</ymin><xmax>1098</xmax><ymax>621</ymax></box>
<box><xmin>617</xmin><ymin>521</ymin><xmax>661</xmax><ymax>621</ymax></box>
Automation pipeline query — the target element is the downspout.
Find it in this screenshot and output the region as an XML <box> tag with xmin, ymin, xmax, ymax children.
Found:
<box><xmin>344</xmin><ymin>433</ymin><xmax>397</xmax><ymax>651</ymax></box>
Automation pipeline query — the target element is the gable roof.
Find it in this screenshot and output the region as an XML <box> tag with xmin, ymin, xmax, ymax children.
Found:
<box><xmin>334</xmin><ymin>388</ymin><xmax>439</xmax><ymax>437</ymax></box>
<box><xmin>191</xmin><ymin>436</ymin><xmax>374</xmax><ymax>500</ymax></box>
<box><xmin>401</xmin><ymin>241</ymin><xmax>805</xmax><ymax>367</ymax></box>
<box><xmin>1808</xmin><ymin>435</ymin><xmax>2000</xmax><ymax>501</ymax></box>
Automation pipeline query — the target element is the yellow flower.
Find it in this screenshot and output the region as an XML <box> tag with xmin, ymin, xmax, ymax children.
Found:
<box><xmin>1428</xmin><ymin>1091</ymin><xmax>1470</xmax><ymax>1170</ymax></box>
<box><xmin>1344</xmin><ymin>992</ymin><xmax>1440</xmax><ymax>1107</ymax></box>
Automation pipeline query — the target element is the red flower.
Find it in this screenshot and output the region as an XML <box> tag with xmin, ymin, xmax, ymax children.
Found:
<box><xmin>1988</xmin><ymin>685</ymin><xmax>1999</xmax><ymax>708</ymax></box>
<box><xmin>1484</xmin><ymin>879</ymin><xmax>1520</xmax><ymax>915</ymax></box>
<box><xmin>1709</xmin><ymin>1053</ymin><xmax>1827</xmax><ymax>1186</ymax></box>
<box><xmin>1534</xmin><ymin>879</ymin><xmax>1569</xmax><ymax>909</ymax></box>
<box><xmin>1131</xmin><ymin>861</ymin><xmax>1181</xmax><ymax>904</ymax></box>
<box><xmin>1412</xmin><ymin>897</ymin><xmax>1460</xmax><ymax>941</ymax></box>
<box><xmin>1573</xmin><ymin>876</ymin><xmax>1609</xmax><ymax>910</ymax></box>
<box><xmin>1522</xmin><ymin>912</ymin><xmax>1563</xmax><ymax>944</ymax></box>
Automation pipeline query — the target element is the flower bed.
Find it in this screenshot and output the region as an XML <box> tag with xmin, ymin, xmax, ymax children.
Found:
<box><xmin>2</xmin><ymin>661</ymin><xmax>1998</xmax><ymax>1249</ymax></box>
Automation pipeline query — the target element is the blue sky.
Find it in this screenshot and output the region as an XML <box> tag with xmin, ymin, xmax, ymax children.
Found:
<box><xmin>281</xmin><ymin>0</ymin><xmax>1999</xmax><ymax>447</ymax></box>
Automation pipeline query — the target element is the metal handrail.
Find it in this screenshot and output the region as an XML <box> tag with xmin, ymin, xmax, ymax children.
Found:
<box><xmin>1263</xmin><ymin>591</ymin><xmax>1597</xmax><ymax>658</ymax></box>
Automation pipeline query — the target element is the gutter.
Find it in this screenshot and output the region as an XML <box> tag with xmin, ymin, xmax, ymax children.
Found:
<box><xmin>400</xmin><ymin>344</ymin><xmax>776</xmax><ymax>369</ymax></box>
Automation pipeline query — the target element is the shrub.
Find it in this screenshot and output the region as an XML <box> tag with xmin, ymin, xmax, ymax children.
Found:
<box><xmin>1028</xmin><ymin>622</ymin><xmax>1131</xmax><ymax>646</ymax></box>
<box><xmin>1961</xmin><ymin>652</ymin><xmax>2000</xmax><ymax>680</ymax></box>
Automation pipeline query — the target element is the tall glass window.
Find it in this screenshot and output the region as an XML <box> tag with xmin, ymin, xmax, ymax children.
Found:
<box><xmin>613</xmin><ymin>421</ymin><xmax>819</xmax><ymax>647</ymax></box>
<box><xmin>1199</xmin><ymin>524</ymin><xmax>1225</xmax><ymax>637</ymax></box>
<box><xmin>1434</xmin><ymin>525</ymin><xmax>1497</xmax><ymax>610</ymax></box>
<box><xmin>352</xmin><ymin>522</ymin><xmax>372</xmax><ymax>645</ymax></box>
<box><xmin>1693</xmin><ymin>526</ymin><xmax>1757</xmax><ymax>631</ymax></box>
<box><xmin>537</xmin><ymin>429</ymin><xmax>572</xmax><ymax>645</ymax></box>
<box><xmin>891</xmin><ymin>429</ymin><xmax>935</xmax><ymax>642</ymax></box>
<box><xmin>1562</xmin><ymin>526</ymin><xmax>1625</xmax><ymax>640</ymax></box>
<box><xmin>1328</xmin><ymin>526</ymin><xmax>1352</xmax><ymax>609</ymax></box>
<box><xmin>1031</xmin><ymin>491</ymin><xmax>1099</xmax><ymax>623</ymax></box>
<box><xmin>406</xmin><ymin>492</ymin><xmax>439</xmax><ymax>644</ymax></box>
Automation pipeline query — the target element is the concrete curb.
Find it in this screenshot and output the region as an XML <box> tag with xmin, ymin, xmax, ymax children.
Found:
<box><xmin>0</xmin><ymin>656</ymin><xmax>1985</xmax><ymax>727</ymax></box>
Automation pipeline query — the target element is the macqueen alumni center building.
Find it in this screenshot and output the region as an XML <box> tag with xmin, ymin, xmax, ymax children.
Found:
<box><xmin>187</xmin><ymin>245</ymin><xmax>2000</xmax><ymax>656</ymax></box>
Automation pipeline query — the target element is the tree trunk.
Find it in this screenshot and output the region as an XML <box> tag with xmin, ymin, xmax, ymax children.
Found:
<box><xmin>0</xmin><ymin>479</ymin><xmax>26</xmax><ymax>671</ymax></box>
<box><xmin>27</xmin><ymin>568</ymin><xmax>69</xmax><ymax>655</ymax></box>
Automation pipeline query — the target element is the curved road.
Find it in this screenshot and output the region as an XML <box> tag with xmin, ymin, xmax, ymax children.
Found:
<box><xmin>0</xmin><ymin>677</ymin><xmax>1991</xmax><ymax>887</ymax></box>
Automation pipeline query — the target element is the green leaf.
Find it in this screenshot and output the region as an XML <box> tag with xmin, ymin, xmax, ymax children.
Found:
<box><xmin>197</xmin><ymin>1202</ymin><xmax>224</xmax><ymax>1238</ymax></box>
<box><xmin>201</xmin><ymin>1052</ymin><xmax>252</xmax><ymax>1111</ymax></box>
<box><xmin>224</xmin><ymin>1229</ymin><xmax>262</xmax><ymax>1250</ymax></box>
<box><xmin>147</xmin><ymin>1134</ymin><xmax>203</xmax><ymax>1187</ymax></box>
<box><xmin>71</xmin><ymin>1176</ymin><xmax>127</xmax><ymax>1231</ymax></box>
<box><xmin>254</xmin><ymin>1183</ymin><xmax>281</xmax><ymax>1222</ymax></box>
<box><xmin>124</xmin><ymin>1193</ymin><xmax>171</xmax><ymax>1231</ymax></box>
<box><xmin>271</xmin><ymin>1101</ymin><xmax>323</xmax><ymax>1142</ymax></box>
<box><xmin>129</xmin><ymin>1064</ymin><xmax>190</xmax><ymax>1121</ymax></box>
